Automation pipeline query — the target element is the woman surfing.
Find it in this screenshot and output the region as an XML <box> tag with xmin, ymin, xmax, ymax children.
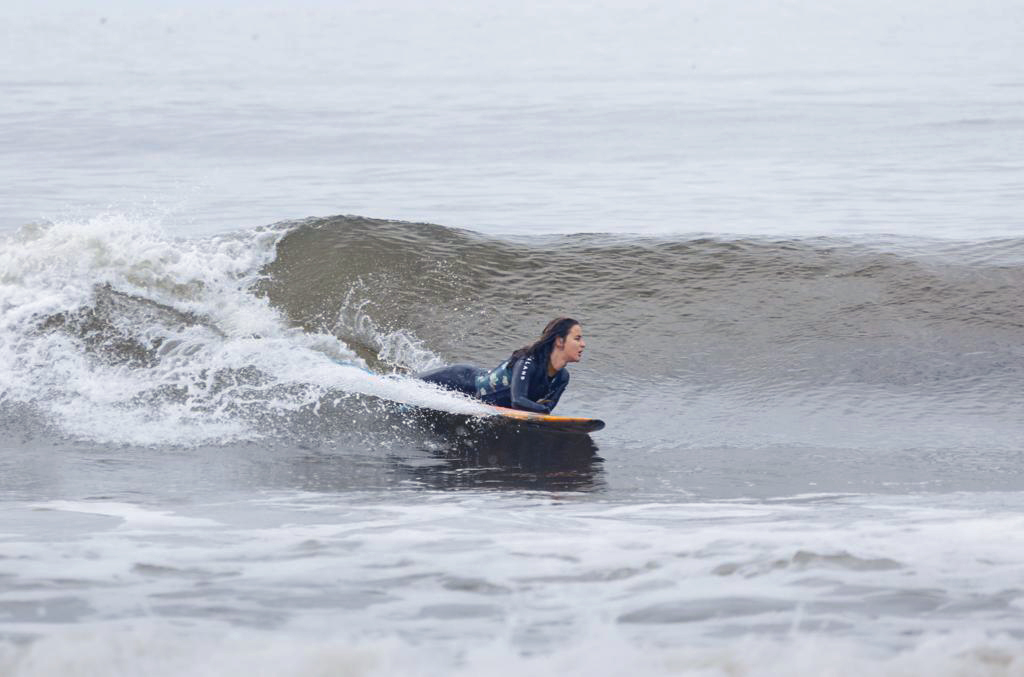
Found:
<box><xmin>417</xmin><ymin>317</ymin><xmax>585</xmax><ymax>414</ymax></box>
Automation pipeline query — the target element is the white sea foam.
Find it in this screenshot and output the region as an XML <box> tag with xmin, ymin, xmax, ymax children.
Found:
<box><xmin>0</xmin><ymin>215</ymin><xmax>488</xmax><ymax>445</ymax></box>
<box><xmin>333</xmin><ymin>284</ymin><xmax>445</xmax><ymax>374</ymax></box>
<box><xmin>1</xmin><ymin>620</ymin><xmax>1022</xmax><ymax>677</ymax></box>
<box><xmin>2</xmin><ymin>493</ymin><xmax>1024</xmax><ymax>676</ymax></box>
<box><xmin>34</xmin><ymin>500</ymin><xmax>222</xmax><ymax>528</ymax></box>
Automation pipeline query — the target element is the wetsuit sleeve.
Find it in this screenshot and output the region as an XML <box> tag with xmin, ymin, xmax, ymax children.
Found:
<box><xmin>509</xmin><ymin>357</ymin><xmax>550</xmax><ymax>413</ymax></box>
<box><xmin>538</xmin><ymin>371</ymin><xmax>569</xmax><ymax>412</ymax></box>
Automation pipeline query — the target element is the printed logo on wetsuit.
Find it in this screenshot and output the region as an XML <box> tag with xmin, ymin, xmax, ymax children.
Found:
<box><xmin>521</xmin><ymin>358</ymin><xmax>531</xmax><ymax>380</ymax></box>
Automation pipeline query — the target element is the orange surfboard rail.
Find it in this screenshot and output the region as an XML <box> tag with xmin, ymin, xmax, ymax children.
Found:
<box><xmin>483</xmin><ymin>405</ymin><xmax>605</xmax><ymax>433</ymax></box>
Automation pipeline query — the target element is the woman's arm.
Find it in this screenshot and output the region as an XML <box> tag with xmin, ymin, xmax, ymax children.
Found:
<box><xmin>508</xmin><ymin>356</ymin><xmax>551</xmax><ymax>413</ymax></box>
<box><xmin>538</xmin><ymin>371</ymin><xmax>569</xmax><ymax>412</ymax></box>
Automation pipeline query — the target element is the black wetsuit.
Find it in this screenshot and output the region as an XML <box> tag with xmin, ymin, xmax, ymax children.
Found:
<box><xmin>418</xmin><ymin>354</ymin><xmax>569</xmax><ymax>414</ymax></box>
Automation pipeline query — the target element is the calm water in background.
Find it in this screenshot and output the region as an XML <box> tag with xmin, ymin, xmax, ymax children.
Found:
<box><xmin>4</xmin><ymin>0</ymin><xmax>1023</xmax><ymax>237</ymax></box>
<box><xmin>2</xmin><ymin>1</ymin><xmax>1024</xmax><ymax>675</ymax></box>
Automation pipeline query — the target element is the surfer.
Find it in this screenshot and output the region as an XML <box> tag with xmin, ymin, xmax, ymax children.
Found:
<box><xmin>417</xmin><ymin>317</ymin><xmax>584</xmax><ymax>413</ymax></box>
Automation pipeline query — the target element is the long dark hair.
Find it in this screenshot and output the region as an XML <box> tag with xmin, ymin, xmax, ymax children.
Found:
<box><xmin>509</xmin><ymin>317</ymin><xmax>579</xmax><ymax>364</ymax></box>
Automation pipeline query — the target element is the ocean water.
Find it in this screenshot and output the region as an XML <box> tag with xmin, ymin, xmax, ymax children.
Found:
<box><xmin>2</xmin><ymin>1</ymin><xmax>1024</xmax><ymax>675</ymax></box>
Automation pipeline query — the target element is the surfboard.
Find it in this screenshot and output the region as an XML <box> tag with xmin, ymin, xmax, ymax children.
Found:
<box><xmin>483</xmin><ymin>405</ymin><xmax>605</xmax><ymax>434</ymax></box>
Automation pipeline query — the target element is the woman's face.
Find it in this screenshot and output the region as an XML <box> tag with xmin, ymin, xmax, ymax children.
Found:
<box><xmin>556</xmin><ymin>324</ymin><xmax>585</xmax><ymax>363</ymax></box>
